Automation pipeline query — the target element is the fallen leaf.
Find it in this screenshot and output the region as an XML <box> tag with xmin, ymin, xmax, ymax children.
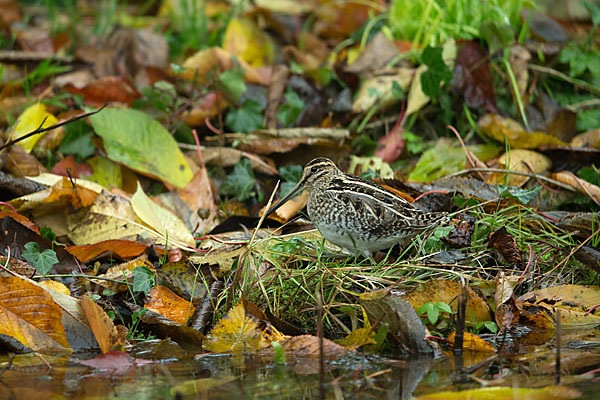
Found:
<box><xmin>10</xmin><ymin>103</ymin><xmax>58</xmax><ymax>153</ymax></box>
<box><xmin>447</xmin><ymin>331</ymin><xmax>495</xmax><ymax>352</ymax></box>
<box><xmin>65</xmin><ymin>239</ymin><xmax>148</xmax><ymax>262</ymax></box>
<box><xmin>0</xmin><ymin>276</ymin><xmax>71</xmax><ymax>353</ymax></box>
<box><xmin>81</xmin><ymin>295</ymin><xmax>126</xmax><ymax>353</ymax></box>
<box><xmin>144</xmin><ymin>286</ymin><xmax>195</xmax><ymax>325</ymax></box>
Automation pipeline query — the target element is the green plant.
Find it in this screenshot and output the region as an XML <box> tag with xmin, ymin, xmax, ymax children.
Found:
<box><xmin>22</xmin><ymin>242</ymin><xmax>59</xmax><ymax>276</ymax></box>
<box><xmin>132</xmin><ymin>266</ymin><xmax>156</xmax><ymax>294</ymax></box>
<box><xmin>278</xmin><ymin>164</ymin><xmax>302</xmax><ymax>197</ymax></box>
<box><xmin>23</xmin><ymin>59</ymin><xmax>71</xmax><ymax>96</ymax></box>
<box><xmin>472</xmin><ymin>320</ymin><xmax>499</xmax><ymax>334</ymax></box>
<box><xmin>220</xmin><ymin>157</ymin><xmax>262</xmax><ymax>201</ymax></box>
<box><xmin>225</xmin><ymin>99</ymin><xmax>264</xmax><ymax>133</ymax></box>
<box><xmin>388</xmin><ymin>0</ymin><xmax>531</xmax><ymax>49</ymax></box>
<box><xmin>277</xmin><ymin>89</ymin><xmax>304</xmax><ymax>127</ymax></box>
<box><xmin>420</xmin><ymin>46</ymin><xmax>453</xmax><ymax>99</ymax></box>
<box><xmin>417</xmin><ymin>301</ymin><xmax>453</xmax><ymax>324</ymax></box>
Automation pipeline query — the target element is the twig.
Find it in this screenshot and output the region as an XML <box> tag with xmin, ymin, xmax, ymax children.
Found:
<box><xmin>528</xmin><ymin>64</ymin><xmax>600</xmax><ymax>97</ymax></box>
<box><xmin>444</xmin><ymin>168</ymin><xmax>577</xmax><ymax>191</ymax></box>
<box><xmin>0</xmin><ymin>105</ymin><xmax>107</xmax><ymax>152</ymax></box>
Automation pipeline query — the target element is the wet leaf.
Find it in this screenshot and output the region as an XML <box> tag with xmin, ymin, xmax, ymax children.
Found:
<box><xmin>144</xmin><ymin>286</ymin><xmax>195</xmax><ymax>325</ymax></box>
<box><xmin>447</xmin><ymin>331</ymin><xmax>495</xmax><ymax>352</ymax></box>
<box><xmin>0</xmin><ymin>276</ymin><xmax>71</xmax><ymax>353</ymax></box>
<box><xmin>81</xmin><ymin>295</ymin><xmax>126</xmax><ymax>353</ymax></box>
<box><xmin>76</xmin><ymin>350</ymin><xmax>151</xmax><ymax>374</ymax></box>
<box><xmin>90</xmin><ymin>108</ymin><xmax>194</xmax><ymax>189</ymax></box>
<box><xmin>416</xmin><ymin>385</ymin><xmax>580</xmax><ymax>399</ymax></box>
<box><xmin>204</xmin><ymin>303</ymin><xmax>269</xmax><ymax>354</ymax></box>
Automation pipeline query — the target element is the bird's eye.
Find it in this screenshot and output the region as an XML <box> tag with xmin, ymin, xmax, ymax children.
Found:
<box><xmin>310</xmin><ymin>166</ymin><xmax>319</xmax><ymax>173</ymax></box>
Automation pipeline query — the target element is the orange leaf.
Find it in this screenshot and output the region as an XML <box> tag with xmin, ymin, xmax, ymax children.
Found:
<box><xmin>45</xmin><ymin>177</ymin><xmax>98</xmax><ymax>208</ymax></box>
<box><xmin>81</xmin><ymin>295</ymin><xmax>126</xmax><ymax>353</ymax></box>
<box><xmin>65</xmin><ymin>239</ymin><xmax>148</xmax><ymax>263</ymax></box>
<box><xmin>0</xmin><ymin>276</ymin><xmax>71</xmax><ymax>352</ymax></box>
<box><xmin>447</xmin><ymin>331</ymin><xmax>495</xmax><ymax>352</ymax></box>
<box><xmin>144</xmin><ymin>286</ymin><xmax>195</xmax><ymax>325</ymax></box>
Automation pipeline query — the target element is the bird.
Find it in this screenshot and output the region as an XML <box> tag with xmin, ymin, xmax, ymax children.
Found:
<box><xmin>264</xmin><ymin>157</ymin><xmax>449</xmax><ymax>259</ymax></box>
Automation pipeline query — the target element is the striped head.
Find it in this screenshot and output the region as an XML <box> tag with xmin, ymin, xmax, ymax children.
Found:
<box><xmin>299</xmin><ymin>158</ymin><xmax>341</xmax><ymax>190</ymax></box>
<box><xmin>264</xmin><ymin>157</ymin><xmax>340</xmax><ymax>217</ymax></box>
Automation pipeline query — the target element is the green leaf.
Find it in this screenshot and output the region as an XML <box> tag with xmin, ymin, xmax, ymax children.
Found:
<box><xmin>499</xmin><ymin>185</ymin><xmax>542</xmax><ymax>205</ymax></box>
<box><xmin>58</xmin><ymin>120</ymin><xmax>96</xmax><ymax>160</ymax></box>
<box><xmin>578</xmin><ymin>166</ymin><xmax>600</xmax><ymax>186</ymax></box>
<box><xmin>22</xmin><ymin>242</ymin><xmax>58</xmax><ymax>276</ymax></box>
<box><xmin>483</xmin><ymin>321</ymin><xmax>499</xmax><ymax>333</ymax></box>
<box><xmin>278</xmin><ymin>164</ymin><xmax>303</xmax><ymax>197</ymax></box>
<box><xmin>436</xmin><ymin>302</ymin><xmax>452</xmax><ymax>314</ymax></box>
<box><xmin>576</xmin><ymin>108</ymin><xmax>600</xmax><ymax>131</ymax></box>
<box><xmin>272</xmin><ymin>341</ymin><xmax>286</xmax><ymax>363</ymax></box>
<box><xmin>132</xmin><ymin>266</ymin><xmax>155</xmax><ymax>294</ymax></box>
<box><xmin>391</xmin><ymin>81</ymin><xmax>404</xmax><ymax>100</ymax></box>
<box><xmin>40</xmin><ymin>227</ymin><xmax>56</xmax><ymax>242</ymax></box>
<box><xmin>217</xmin><ymin>66</ymin><xmax>246</xmax><ymax>103</ymax></box>
<box><xmin>225</xmin><ymin>99</ymin><xmax>264</xmax><ymax>133</ymax></box>
<box><xmin>220</xmin><ymin>158</ymin><xmax>259</xmax><ymax>201</ymax></box>
<box><xmin>420</xmin><ymin>46</ymin><xmax>453</xmax><ymax>98</ymax></box>
<box><xmin>277</xmin><ymin>89</ymin><xmax>304</xmax><ymax>127</ymax></box>
<box><xmin>90</xmin><ymin>108</ymin><xmax>193</xmax><ymax>188</ymax></box>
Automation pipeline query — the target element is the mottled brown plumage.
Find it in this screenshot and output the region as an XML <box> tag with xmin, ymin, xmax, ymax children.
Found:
<box><xmin>265</xmin><ymin>158</ymin><xmax>448</xmax><ymax>258</ymax></box>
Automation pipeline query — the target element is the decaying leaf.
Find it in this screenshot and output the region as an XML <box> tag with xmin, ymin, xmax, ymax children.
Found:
<box><xmin>0</xmin><ymin>276</ymin><xmax>71</xmax><ymax>353</ymax></box>
<box><xmin>489</xmin><ymin>227</ymin><xmax>523</xmax><ymax>267</ymax></box>
<box><xmin>204</xmin><ymin>302</ymin><xmax>287</xmax><ymax>354</ymax></box>
<box><xmin>447</xmin><ymin>331</ymin><xmax>495</xmax><ymax>352</ymax></box>
<box><xmin>494</xmin><ymin>272</ymin><xmax>520</xmax><ymax>330</ymax></box>
<box><xmin>144</xmin><ymin>285</ymin><xmax>195</xmax><ymax>325</ymax></box>
<box><xmin>81</xmin><ymin>295</ymin><xmax>127</xmax><ymax>353</ymax></box>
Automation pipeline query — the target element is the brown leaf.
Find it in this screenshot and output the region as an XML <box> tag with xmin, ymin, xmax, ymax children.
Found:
<box><xmin>551</xmin><ymin>171</ymin><xmax>600</xmax><ymax>206</ymax></box>
<box><xmin>375</xmin><ymin>119</ymin><xmax>405</xmax><ymax>163</ymax></box>
<box><xmin>51</xmin><ymin>155</ymin><xmax>93</xmax><ymax>178</ymax></box>
<box><xmin>451</xmin><ymin>41</ymin><xmax>497</xmax><ymax>113</ymax></box>
<box><xmin>65</xmin><ymin>239</ymin><xmax>148</xmax><ymax>262</ymax></box>
<box><xmin>64</xmin><ymin>76</ymin><xmax>141</xmax><ymax>107</ymax></box>
<box><xmin>81</xmin><ymin>295</ymin><xmax>126</xmax><ymax>354</ymax></box>
<box><xmin>76</xmin><ymin>350</ymin><xmax>151</xmax><ymax>374</ymax></box>
<box><xmin>442</xmin><ymin>215</ymin><xmax>475</xmax><ymax>248</ymax></box>
<box><xmin>489</xmin><ymin>226</ymin><xmax>523</xmax><ymax>267</ymax></box>
<box><xmin>45</xmin><ymin>177</ymin><xmax>98</xmax><ymax>208</ymax></box>
<box><xmin>277</xmin><ymin>335</ymin><xmax>347</xmax><ymax>359</ymax></box>
<box><xmin>264</xmin><ymin>64</ymin><xmax>290</xmax><ymax>129</ymax></box>
<box><xmin>0</xmin><ymin>276</ymin><xmax>71</xmax><ymax>353</ymax></box>
<box><xmin>144</xmin><ymin>286</ymin><xmax>195</xmax><ymax>325</ymax></box>
<box><xmin>5</xmin><ymin>145</ymin><xmax>47</xmax><ymax>177</ymax></box>
<box><xmin>447</xmin><ymin>331</ymin><xmax>495</xmax><ymax>352</ymax></box>
<box><xmin>494</xmin><ymin>272</ymin><xmax>520</xmax><ymax>330</ymax></box>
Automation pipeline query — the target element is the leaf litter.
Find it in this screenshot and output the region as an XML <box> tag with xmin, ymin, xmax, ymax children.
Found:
<box><xmin>0</xmin><ymin>0</ymin><xmax>600</xmax><ymax>398</ymax></box>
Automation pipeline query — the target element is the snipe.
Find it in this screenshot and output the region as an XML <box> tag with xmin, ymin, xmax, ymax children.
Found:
<box><xmin>265</xmin><ymin>158</ymin><xmax>449</xmax><ymax>259</ymax></box>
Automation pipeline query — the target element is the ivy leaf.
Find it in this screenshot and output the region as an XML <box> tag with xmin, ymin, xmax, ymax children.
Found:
<box><xmin>132</xmin><ymin>266</ymin><xmax>155</xmax><ymax>294</ymax></box>
<box><xmin>220</xmin><ymin>158</ymin><xmax>260</xmax><ymax>201</ymax></box>
<box><xmin>40</xmin><ymin>227</ymin><xmax>56</xmax><ymax>242</ymax></box>
<box><xmin>420</xmin><ymin>46</ymin><xmax>453</xmax><ymax>98</ymax></box>
<box><xmin>217</xmin><ymin>66</ymin><xmax>246</xmax><ymax>103</ymax></box>
<box><xmin>225</xmin><ymin>99</ymin><xmax>264</xmax><ymax>133</ymax></box>
<box><xmin>499</xmin><ymin>185</ymin><xmax>542</xmax><ymax>205</ymax></box>
<box><xmin>21</xmin><ymin>242</ymin><xmax>58</xmax><ymax>276</ymax></box>
<box><xmin>277</xmin><ymin>89</ymin><xmax>304</xmax><ymax>127</ymax></box>
<box><xmin>278</xmin><ymin>164</ymin><xmax>302</xmax><ymax>197</ymax></box>
<box><xmin>578</xmin><ymin>166</ymin><xmax>600</xmax><ymax>186</ymax></box>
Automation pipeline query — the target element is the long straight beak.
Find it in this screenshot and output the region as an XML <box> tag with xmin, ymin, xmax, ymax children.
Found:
<box><xmin>264</xmin><ymin>179</ymin><xmax>306</xmax><ymax>217</ymax></box>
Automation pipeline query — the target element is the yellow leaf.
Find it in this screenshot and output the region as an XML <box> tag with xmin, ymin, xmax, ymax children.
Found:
<box><xmin>12</xmin><ymin>103</ymin><xmax>58</xmax><ymax>153</ymax></box>
<box><xmin>204</xmin><ymin>303</ymin><xmax>262</xmax><ymax>353</ymax></box>
<box><xmin>131</xmin><ymin>182</ymin><xmax>196</xmax><ymax>248</ymax></box>
<box><xmin>334</xmin><ymin>327</ymin><xmax>375</xmax><ymax>350</ymax></box>
<box><xmin>415</xmin><ymin>385</ymin><xmax>580</xmax><ymax>400</ymax></box>
<box><xmin>38</xmin><ymin>280</ymin><xmax>70</xmax><ymax>296</ymax></box>
<box><xmin>447</xmin><ymin>331</ymin><xmax>495</xmax><ymax>353</ymax></box>
<box><xmin>223</xmin><ymin>17</ymin><xmax>274</xmax><ymax>67</ymax></box>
